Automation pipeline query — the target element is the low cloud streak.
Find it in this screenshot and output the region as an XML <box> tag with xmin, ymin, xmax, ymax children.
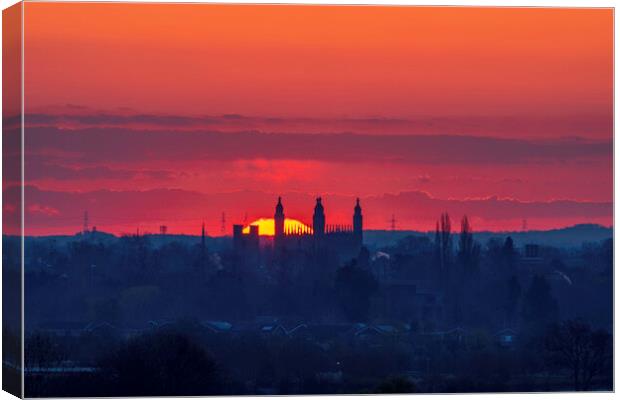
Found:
<box><xmin>26</xmin><ymin>126</ymin><xmax>610</xmax><ymax>166</ymax></box>
<box><xmin>13</xmin><ymin>186</ymin><xmax>612</xmax><ymax>236</ymax></box>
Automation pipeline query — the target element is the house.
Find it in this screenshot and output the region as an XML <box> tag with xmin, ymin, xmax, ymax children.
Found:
<box><xmin>495</xmin><ymin>328</ymin><xmax>518</xmax><ymax>348</ymax></box>
<box><xmin>260</xmin><ymin>323</ymin><xmax>309</xmax><ymax>338</ymax></box>
<box><xmin>202</xmin><ymin>320</ymin><xmax>233</xmax><ymax>333</ymax></box>
<box><xmin>260</xmin><ymin>324</ymin><xmax>289</xmax><ymax>337</ymax></box>
<box><xmin>351</xmin><ymin>323</ymin><xmax>402</xmax><ymax>346</ymax></box>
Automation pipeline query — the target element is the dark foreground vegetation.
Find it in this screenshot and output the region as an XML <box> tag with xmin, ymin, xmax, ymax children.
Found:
<box><xmin>14</xmin><ymin>316</ymin><xmax>612</xmax><ymax>397</ymax></box>
<box><xmin>3</xmin><ymin>215</ymin><xmax>612</xmax><ymax>396</ymax></box>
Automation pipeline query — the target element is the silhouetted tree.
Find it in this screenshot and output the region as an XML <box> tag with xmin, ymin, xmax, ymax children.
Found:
<box><xmin>521</xmin><ymin>275</ymin><xmax>558</xmax><ymax>333</ymax></box>
<box><xmin>545</xmin><ymin>319</ymin><xmax>611</xmax><ymax>391</ymax></box>
<box><xmin>502</xmin><ymin>237</ymin><xmax>516</xmax><ymax>272</ymax></box>
<box><xmin>435</xmin><ymin>213</ymin><xmax>452</xmax><ymax>284</ymax></box>
<box><xmin>100</xmin><ymin>332</ymin><xmax>220</xmax><ymax>396</ymax></box>
<box><xmin>335</xmin><ymin>260</ymin><xmax>378</xmax><ymax>322</ymax></box>
<box><xmin>433</xmin><ymin>222</ymin><xmax>441</xmax><ymax>281</ymax></box>
<box><xmin>357</xmin><ymin>246</ymin><xmax>370</xmax><ymax>270</ymax></box>
<box><xmin>503</xmin><ymin>275</ymin><xmax>521</xmax><ymax>326</ymax></box>
<box><xmin>458</xmin><ymin>215</ymin><xmax>481</xmax><ymax>277</ymax></box>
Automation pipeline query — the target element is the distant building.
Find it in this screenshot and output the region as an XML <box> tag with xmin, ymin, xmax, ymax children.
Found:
<box><xmin>524</xmin><ymin>244</ymin><xmax>540</xmax><ymax>259</ymax></box>
<box><xmin>519</xmin><ymin>243</ymin><xmax>546</xmax><ymax>274</ymax></box>
<box><xmin>233</xmin><ymin>224</ymin><xmax>259</xmax><ymax>251</ymax></box>
<box><xmin>233</xmin><ymin>196</ymin><xmax>364</xmax><ymax>262</ymax></box>
<box><xmin>232</xmin><ymin>224</ymin><xmax>260</xmax><ymax>271</ymax></box>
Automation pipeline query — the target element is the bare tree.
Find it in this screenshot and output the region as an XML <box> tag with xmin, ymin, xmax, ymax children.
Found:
<box><xmin>545</xmin><ymin>319</ymin><xmax>611</xmax><ymax>391</ymax></box>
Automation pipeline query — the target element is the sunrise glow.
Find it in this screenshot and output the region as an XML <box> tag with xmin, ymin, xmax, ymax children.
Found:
<box><xmin>243</xmin><ymin>218</ymin><xmax>312</xmax><ymax>236</ymax></box>
<box><xmin>10</xmin><ymin>3</ymin><xmax>612</xmax><ymax>235</ymax></box>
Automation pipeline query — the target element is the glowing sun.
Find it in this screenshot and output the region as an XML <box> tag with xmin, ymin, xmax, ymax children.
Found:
<box><xmin>243</xmin><ymin>218</ymin><xmax>312</xmax><ymax>236</ymax></box>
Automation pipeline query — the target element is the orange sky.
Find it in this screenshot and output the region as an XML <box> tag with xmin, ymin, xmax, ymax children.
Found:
<box><xmin>24</xmin><ymin>4</ymin><xmax>612</xmax><ymax>120</ymax></box>
<box><xmin>12</xmin><ymin>4</ymin><xmax>614</xmax><ymax>235</ymax></box>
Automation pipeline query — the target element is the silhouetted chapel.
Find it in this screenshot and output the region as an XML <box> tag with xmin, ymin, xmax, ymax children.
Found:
<box><xmin>234</xmin><ymin>197</ymin><xmax>363</xmax><ymax>261</ymax></box>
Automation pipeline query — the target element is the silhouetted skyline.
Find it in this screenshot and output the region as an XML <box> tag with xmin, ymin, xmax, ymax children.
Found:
<box><xmin>6</xmin><ymin>4</ymin><xmax>612</xmax><ymax>236</ymax></box>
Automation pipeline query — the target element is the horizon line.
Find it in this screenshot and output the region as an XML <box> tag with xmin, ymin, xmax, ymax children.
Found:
<box><xmin>10</xmin><ymin>222</ymin><xmax>613</xmax><ymax>239</ymax></box>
